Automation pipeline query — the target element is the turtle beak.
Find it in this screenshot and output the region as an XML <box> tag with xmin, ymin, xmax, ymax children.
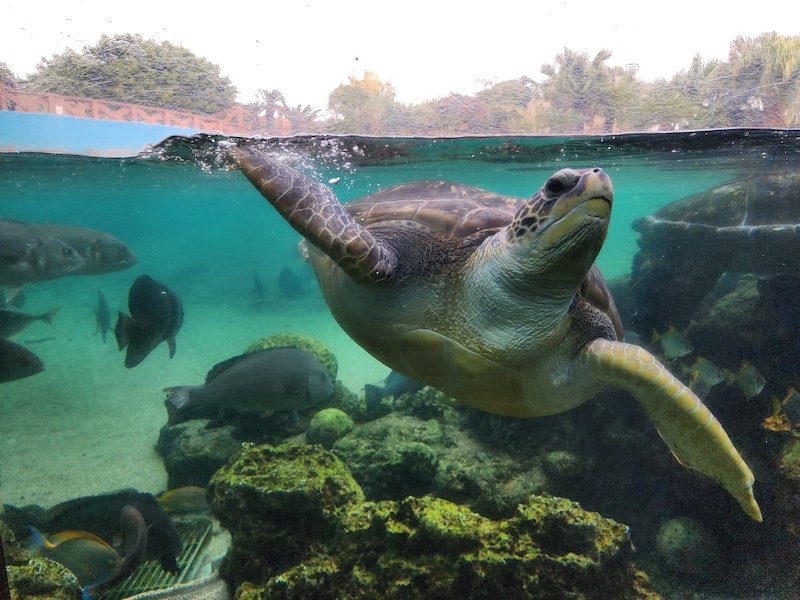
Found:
<box><xmin>539</xmin><ymin>168</ymin><xmax>613</xmax><ymax>247</ymax></box>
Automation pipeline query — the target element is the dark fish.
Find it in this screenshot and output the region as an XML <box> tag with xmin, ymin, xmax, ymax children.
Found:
<box><xmin>253</xmin><ymin>273</ymin><xmax>265</xmax><ymax>301</ymax></box>
<box><xmin>156</xmin><ymin>486</ymin><xmax>209</xmax><ymax>514</ymax></box>
<box><xmin>0</xmin><ymin>338</ymin><xmax>44</xmax><ymax>383</ymax></box>
<box><xmin>115</xmin><ymin>275</ymin><xmax>183</xmax><ymax>368</ymax></box>
<box><xmin>2</xmin><ymin>488</ymin><xmax>181</xmax><ymax>574</ymax></box>
<box><xmin>164</xmin><ymin>347</ymin><xmax>334</xmax><ymax>425</ymax></box>
<box><xmin>94</xmin><ymin>290</ymin><xmax>110</xmax><ymax>343</ymax></box>
<box><xmin>277</xmin><ymin>266</ymin><xmax>306</xmax><ymax>299</ymax></box>
<box><xmin>25</xmin><ymin>222</ymin><xmax>137</xmax><ymax>275</ymax></box>
<box><xmin>0</xmin><ymin>219</ymin><xmax>85</xmax><ymax>297</ymax></box>
<box><xmin>27</xmin><ymin>504</ymin><xmax>147</xmax><ymax>599</ymax></box>
<box><xmin>23</xmin><ymin>336</ymin><xmax>57</xmax><ymax>344</ymax></box>
<box><xmin>364</xmin><ymin>370</ymin><xmax>425</xmax><ymax>409</ymax></box>
<box><xmin>0</xmin><ymin>306</ymin><xmax>59</xmax><ymax>338</ymax></box>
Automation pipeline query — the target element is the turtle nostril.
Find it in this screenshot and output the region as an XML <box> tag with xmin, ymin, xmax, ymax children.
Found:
<box><xmin>593</xmin><ymin>168</ymin><xmax>601</xmax><ymax>173</ymax></box>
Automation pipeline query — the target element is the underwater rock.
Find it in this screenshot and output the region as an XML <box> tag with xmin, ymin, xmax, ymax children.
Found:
<box><xmin>208</xmin><ymin>443</ymin><xmax>364</xmax><ymax>585</ymax></box>
<box><xmin>209</xmin><ymin>443</ymin><xmax>657</xmax><ymax>599</ymax></box>
<box><xmin>654</xmin><ymin>516</ymin><xmax>720</xmax><ymax>578</ymax></box>
<box><xmin>305</xmin><ymin>408</ymin><xmax>354</xmax><ymax>449</ymax></box>
<box><xmin>331</xmin><ymin>413</ymin><xmax>449</xmax><ymax>500</ymax></box>
<box><xmin>156</xmin><ymin>419</ymin><xmax>241</xmax><ymax>489</ymax></box>
<box><xmin>1</xmin><ymin>521</ymin><xmax>80</xmax><ymax>600</ymax></box>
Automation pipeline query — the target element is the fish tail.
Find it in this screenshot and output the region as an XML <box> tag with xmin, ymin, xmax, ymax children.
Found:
<box><xmin>164</xmin><ymin>386</ymin><xmax>194</xmax><ymax>424</ymax></box>
<box><xmin>114</xmin><ymin>312</ymin><xmax>132</xmax><ymax>350</ymax></box>
<box><xmin>26</xmin><ymin>526</ymin><xmax>50</xmax><ymax>552</ymax></box>
<box><xmin>39</xmin><ymin>306</ymin><xmax>61</xmax><ymax>331</ymax></box>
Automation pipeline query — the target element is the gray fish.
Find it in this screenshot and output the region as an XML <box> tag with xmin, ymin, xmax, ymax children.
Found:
<box><xmin>0</xmin><ymin>337</ymin><xmax>44</xmax><ymax>383</ymax></box>
<box><xmin>364</xmin><ymin>370</ymin><xmax>424</xmax><ymax>409</ymax></box>
<box><xmin>95</xmin><ymin>290</ymin><xmax>110</xmax><ymax>343</ymax></box>
<box><xmin>0</xmin><ymin>219</ymin><xmax>85</xmax><ymax>296</ymax></box>
<box><xmin>115</xmin><ymin>275</ymin><xmax>184</xmax><ymax>368</ymax></box>
<box><xmin>26</xmin><ymin>222</ymin><xmax>137</xmax><ymax>275</ymax></box>
<box><xmin>0</xmin><ymin>306</ymin><xmax>59</xmax><ymax>338</ymax></box>
<box><xmin>164</xmin><ymin>347</ymin><xmax>334</xmax><ymax>425</ymax></box>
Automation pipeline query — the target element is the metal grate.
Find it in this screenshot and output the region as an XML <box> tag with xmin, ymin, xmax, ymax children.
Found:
<box><xmin>99</xmin><ymin>517</ymin><xmax>214</xmax><ymax>600</ymax></box>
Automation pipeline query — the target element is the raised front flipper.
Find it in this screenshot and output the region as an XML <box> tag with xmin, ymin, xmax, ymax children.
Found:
<box><xmin>582</xmin><ymin>339</ymin><xmax>762</xmax><ymax>522</ymax></box>
<box><xmin>233</xmin><ymin>146</ymin><xmax>397</xmax><ymax>284</ymax></box>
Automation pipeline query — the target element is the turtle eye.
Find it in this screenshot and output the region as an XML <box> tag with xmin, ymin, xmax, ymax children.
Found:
<box><xmin>544</xmin><ymin>170</ymin><xmax>580</xmax><ymax>196</ymax></box>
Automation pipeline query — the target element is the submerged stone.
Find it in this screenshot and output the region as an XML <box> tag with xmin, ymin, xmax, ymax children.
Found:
<box><xmin>209</xmin><ymin>442</ymin><xmax>658</xmax><ymax>599</ymax></box>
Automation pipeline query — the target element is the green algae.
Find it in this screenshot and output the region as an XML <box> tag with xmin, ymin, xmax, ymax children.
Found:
<box><xmin>210</xmin><ymin>443</ymin><xmax>659</xmax><ymax>599</ymax></box>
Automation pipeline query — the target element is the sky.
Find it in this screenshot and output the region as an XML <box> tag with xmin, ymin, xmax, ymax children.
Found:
<box><xmin>2</xmin><ymin>0</ymin><xmax>797</xmax><ymax>110</ymax></box>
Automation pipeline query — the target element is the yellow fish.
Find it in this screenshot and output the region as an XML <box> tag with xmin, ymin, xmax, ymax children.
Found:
<box><xmin>156</xmin><ymin>486</ymin><xmax>209</xmax><ymax>514</ymax></box>
<box><xmin>651</xmin><ymin>326</ymin><xmax>693</xmax><ymax>360</ymax></box>
<box><xmin>28</xmin><ymin>527</ymin><xmax>123</xmax><ymax>589</ymax></box>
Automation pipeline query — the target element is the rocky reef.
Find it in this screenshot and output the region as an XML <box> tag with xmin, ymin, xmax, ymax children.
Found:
<box><xmin>208</xmin><ymin>443</ymin><xmax>658</xmax><ymax>599</ymax></box>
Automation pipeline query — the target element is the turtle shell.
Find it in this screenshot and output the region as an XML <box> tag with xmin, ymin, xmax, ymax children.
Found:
<box><xmin>345</xmin><ymin>181</ymin><xmax>521</xmax><ymax>238</ymax></box>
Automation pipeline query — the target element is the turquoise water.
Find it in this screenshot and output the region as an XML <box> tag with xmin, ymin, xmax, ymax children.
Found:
<box><xmin>2</xmin><ymin>129</ymin><xmax>800</xmax><ymax>598</ymax></box>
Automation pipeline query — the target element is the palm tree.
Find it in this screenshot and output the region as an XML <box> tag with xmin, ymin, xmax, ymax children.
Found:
<box><xmin>285</xmin><ymin>104</ymin><xmax>320</xmax><ymax>134</ymax></box>
<box><xmin>255</xmin><ymin>88</ymin><xmax>287</xmax><ymax>133</ymax></box>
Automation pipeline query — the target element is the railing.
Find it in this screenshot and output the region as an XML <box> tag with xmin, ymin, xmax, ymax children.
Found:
<box><xmin>0</xmin><ymin>82</ymin><xmax>291</xmax><ymax>136</ymax></box>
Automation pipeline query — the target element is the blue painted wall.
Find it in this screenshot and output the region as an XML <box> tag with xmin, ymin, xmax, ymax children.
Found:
<box><xmin>0</xmin><ymin>111</ymin><xmax>199</xmax><ymax>157</ymax></box>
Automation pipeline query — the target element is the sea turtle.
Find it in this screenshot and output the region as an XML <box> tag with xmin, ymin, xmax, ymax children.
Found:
<box><xmin>631</xmin><ymin>170</ymin><xmax>800</xmax><ymax>333</ymax></box>
<box><xmin>233</xmin><ymin>146</ymin><xmax>761</xmax><ymax>521</ymax></box>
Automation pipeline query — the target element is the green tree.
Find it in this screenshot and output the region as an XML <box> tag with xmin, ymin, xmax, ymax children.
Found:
<box><xmin>285</xmin><ymin>104</ymin><xmax>321</xmax><ymax>133</ymax></box>
<box><xmin>326</xmin><ymin>71</ymin><xmax>399</xmax><ymax>134</ymax></box>
<box><xmin>474</xmin><ymin>77</ymin><xmax>539</xmax><ymax>133</ymax></box>
<box><xmin>24</xmin><ymin>34</ymin><xmax>237</xmax><ymax>114</ymax></box>
<box><xmin>726</xmin><ymin>33</ymin><xmax>800</xmax><ymax>126</ymax></box>
<box><xmin>0</xmin><ymin>61</ymin><xmax>16</xmax><ymax>86</ymax></box>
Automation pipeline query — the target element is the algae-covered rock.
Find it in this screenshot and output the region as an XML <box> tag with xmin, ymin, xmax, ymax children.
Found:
<box><xmin>1</xmin><ymin>521</ymin><xmax>80</xmax><ymax>600</ymax></box>
<box><xmin>210</xmin><ymin>442</ymin><xmax>657</xmax><ymax>599</ymax></box>
<box><xmin>306</xmin><ymin>408</ymin><xmax>354</xmax><ymax>449</ymax></box>
<box><xmin>208</xmin><ymin>443</ymin><xmax>364</xmax><ymax>584</ymax></box>
<box><xmin>655</xmin><ymin>516</ymin><xmax>720</xmax><ymax>577</ymax></box>
<box><xmin>156</xmin><ymin>419</ymin><xmax>241</xmax><ymax>488</ymax></box>
<box><xmin>332</xmin><ymin>413</ymin><xmax>451</xmax><ymax>500</ymax></box>
<box><xmin>245</xmin><ymin>333</ymin><xmax>338</xmax><ymax>380</ymax></box>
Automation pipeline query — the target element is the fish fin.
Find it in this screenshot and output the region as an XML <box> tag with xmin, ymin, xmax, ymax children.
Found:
<box><xmin>26</xmin><ymin>526</ymin><xmax>52</xmax><ymax>551</ymax></box>
<box><xmin>204</xmin><ymin>351</ymin><xmax>262</xmax><ymax>383</ymax></box>
<box><xmin>114</xmin><ymin>312</ymin><xmax>132</xmax><ymax>350</ymax></box>
<box><xmin>163</xmin><ymin>386</ymin><xmax>195</xmax><ymax>424</ymax></box>
<box><xmin>5</xmin><ymin>285</ymin><xmax>23</xmax><ymax>303</ymax></box>
<box><xmin>167</xmin><ymin>337</ymin><xmax>177</xmax><ymax>359</ymax></box>
<box><xmin>37</xmin><ymin>306</ymin><xmax>61</xmax><ymax>330</ymax></box>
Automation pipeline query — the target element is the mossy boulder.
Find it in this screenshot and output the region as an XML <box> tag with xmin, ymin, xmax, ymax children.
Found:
<box><xmin>210</xmin><ymin>442</ymin><xmax>658</xmax><ymax>599</ymax></box>
<box><xmin>655</xmin><ymin>517</ymin><xmax>720</xmax><ymax>578</ymax></box>
<box><xmin>245</xmin><ymin>333</ymin><xmax>338</xmax><ymax>380</ymax></box>
<box><xmin>208</xmin><ymin>443</ymin><xmax>364</xmax><ymax>583</ymax></box>
<box><xmin>306</xmin><ymin>408</ymin><xmax>354</xmax><ymax>449</ymax></box>
<box><xmin>1</xmin><ymin>521</ymin><xmax>80</xmax><ymax>600</ymax></box>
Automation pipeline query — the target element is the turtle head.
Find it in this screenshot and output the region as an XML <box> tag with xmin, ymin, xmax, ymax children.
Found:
<box><xmin>507</xmin><ymin>167</ymin><xmax>613</xmax><ymax>283</ymax></box>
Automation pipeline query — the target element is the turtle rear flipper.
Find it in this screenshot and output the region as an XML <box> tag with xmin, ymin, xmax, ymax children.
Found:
<box><xmin>233</xmin><ymin>146</ymin><xmax>397</xmax><ymax>284</ymax></box>
<box><xmin>582</xmin><ymin>338</ymin><xmax>762</xmax><ymax>522</ymax></box>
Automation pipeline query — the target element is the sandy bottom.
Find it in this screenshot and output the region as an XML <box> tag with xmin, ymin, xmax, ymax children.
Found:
<box><xmin>0</xmin><ymin>276</ymin><xmax>387</xmax><ymax>509</ymax></box>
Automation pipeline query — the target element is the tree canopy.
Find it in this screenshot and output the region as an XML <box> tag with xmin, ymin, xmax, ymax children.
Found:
<box><xmin>5</xmin><ymin>31</ymin><xmax>799</xmax><ymax>133</ymax></box>
<box><xmin>23</xmin><ymin>34</ymin><xmax>237</xmax><ymax>114</ymax></box>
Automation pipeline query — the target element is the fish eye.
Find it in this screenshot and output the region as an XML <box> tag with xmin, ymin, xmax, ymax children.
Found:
<box><xmin>63</xmin><ymin>248</ymin><xmax>74</xmax><ymax>258</ymax></box>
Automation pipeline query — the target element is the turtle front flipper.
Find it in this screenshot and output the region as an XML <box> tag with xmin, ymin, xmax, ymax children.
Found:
<box><xmin>582</xmin><ymin>338</ymin><xmax>762</xmax><ymax>522</ymax></box>
<box><xmin>233</xmin><ymin>146</ymin><xmax>397</xmax><ymax>283</ymax></box>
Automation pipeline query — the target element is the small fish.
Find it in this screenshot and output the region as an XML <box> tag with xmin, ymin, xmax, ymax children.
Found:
<box><xmin>3</xmin><ymin>489</ymin><xmax>181</xmax><ymax>574</ymax></box>
<box><xmin>0</xmin><ymin>306</ymin><xmax>59</xmax><ymax>338</ymax></box>
<box><xmin>26</xmin><ymin>222</ymin><xmax>137</xmax><ymax>275</ymax></box>
<box><xmin>650</xmin><ymin>326</ymin><xmax>693</xmax><ymax>359</ymax></box>
<box><xmin>94</xmin><ymin>290</ymin><xmax>110</xmax><ymax>343</ymax></box>
<box><xmin>164</xmin><ymin>347</ymin><xmax>333</xmax><ymax>425</ymax></box>
<box><xmin>27</xmin><ymin>505</ymin><xmax>147</xmax><ymax>600</ymax></box>
<box><xmin>364</xmin><ymin>370</ymin><xmax>424</xmax><ymax>409</ymax></box>
<box><xmin>115</xmin><ymin>275</ymin><xmax>184</xmax><ymax>368</ymax></box>
<box><xmin>730</xmin><ymin>360</ymin><xmax>766</xmax><ymax>398</ymax></box>
<box><xmin>277</xmin><ymin>266</ymin><xmax>306</xmax><ymax>299</ymax></box>
<box><xmin>253</xmin><ymin>273</ymin><xmax>265</xmax><ymax>302</ymax></box>
<box><xmin>686</xmin><ymin>357</ymin><xmax>729</xmax><ymax>398</ymax></box>
<box><xmin>23</xmin><ymin>336</ymin><xmax>57</xmax><ymax>344</ymax></box>
<box><xmin>0</xmin><ymin>338</ymin><xmax>44</xmax><ymax>383</ymax></box>
<box><xmin>0</xmin><ymin>219</ymin><xmax>85</xmax><ymax>298</ymax></box>
<box><xmin>156</xmin><ymin>486</ymin><xmax>209</xmax><ymax>514</ymax></box>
